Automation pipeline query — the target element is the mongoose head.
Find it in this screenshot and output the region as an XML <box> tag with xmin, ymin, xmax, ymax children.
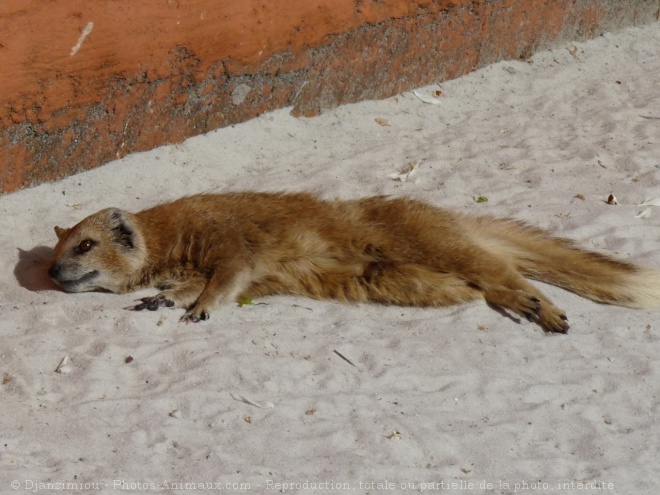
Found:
<box><xmin>49</xmin><ymin>208</ymin><xmax>146</xmax><ymax>293</ymax></box>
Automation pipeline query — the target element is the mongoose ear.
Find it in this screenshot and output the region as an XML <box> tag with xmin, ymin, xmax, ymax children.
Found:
<box><xmin>106</xmin><ymin>208</ymin><xmax>136</xmax><ymax>249</ymax></box>
<box><xmin>54</xmin><ymin>226</ymin><xmax>69</xmax><ymax>240</ymax></box>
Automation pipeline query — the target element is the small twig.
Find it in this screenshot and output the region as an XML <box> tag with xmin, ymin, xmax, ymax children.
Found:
<box><xmin>291</xmin><ymin>304</ymin><xmax>313</xmax><ymax>311</ymax></box>
<box><xmin>639</xmin><ymin>115</ymin><xmax>660</xmax><ymax>120</ymax></box>
<box><xmin>54</xmin><ymin>356</ymin><xmax>70</xmax><ymax>374</ymax></box>
<box><xmin>333</xmin><ymin>350</ymin><xmax>356</xmax><ymax>367</ymax></box>
<box><xmin>292</xmin><ymin>80</ymin><xmax>308</xmax><ymax>104</ymax></box>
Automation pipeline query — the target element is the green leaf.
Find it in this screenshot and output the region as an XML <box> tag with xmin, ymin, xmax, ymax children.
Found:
<box><xmin>237</xmin><ymin>295</ymin><xmax>253</xmax><ymax>307</ymax></box>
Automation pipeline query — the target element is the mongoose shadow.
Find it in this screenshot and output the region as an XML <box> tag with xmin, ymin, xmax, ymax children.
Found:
<box><xmin>15</xmin><ymin>246</ymin><xmax>62</xmax><ymax>292</ymax></box>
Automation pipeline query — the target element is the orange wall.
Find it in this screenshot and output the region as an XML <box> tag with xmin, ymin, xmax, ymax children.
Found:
<box><xmin>1</xmin><ymin>0</ymin><xmax>658</xmax><ymax>193</ymax></box>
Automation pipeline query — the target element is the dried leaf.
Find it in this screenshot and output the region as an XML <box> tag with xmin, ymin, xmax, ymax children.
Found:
<box><xmin>386</xmin><ymin>430</ymin><xmax>403</xmax><ymax>440</ymax></box>
<box><xmin>638</xmin><ymin>197</ymin><xmax>660</xmax><ymax>206</ymax></box>
<box><xmin>230</xmin><ymin>394</ymin><xmax>275</xmax><ymax>409</ymax></box>
<box><xmin>389</xmin><ymin>160</ymin><xmax>422</xmax><ymax>182</ymax></box>
<box><xmin>413</xmin><ymin>90</ymin><xmax>442</xmax><ymax>106</ymax></box>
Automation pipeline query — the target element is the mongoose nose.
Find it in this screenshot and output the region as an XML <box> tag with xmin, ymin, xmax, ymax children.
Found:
<box><xmin>48</xmin><ymin>264</ymin><xmax>60</xmax><ymax>279</ymax></box>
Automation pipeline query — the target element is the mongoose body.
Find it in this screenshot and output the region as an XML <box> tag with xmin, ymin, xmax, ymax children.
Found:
<box><xmin>49</xmin><ymin>192</ymin><xmax>660</xmax><ymax>332</ymax></box>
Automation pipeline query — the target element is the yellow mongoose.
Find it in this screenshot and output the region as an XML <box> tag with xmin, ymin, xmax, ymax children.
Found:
<box><xmin>48</xmin><ymin>192</ymin><xmax>660</xmax><ymax>332</ymax></box>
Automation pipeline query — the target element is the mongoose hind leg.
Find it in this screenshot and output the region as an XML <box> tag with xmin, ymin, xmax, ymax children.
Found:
<box><xmin>362</xmin><ymin>261</ymin><xmax>568</xmax><ymax>332</ymax></box>
<box><xmin>361</xmin><ymin>262</ymin><xmax>483</xmax><ymax>307</ymax></box>
<box><xmin>438</xmin><ymin>245</ymin><xmax>569</xmax><ymax>333</ymax></box>
<box><xmin>480</xmin><ymin>276</ymin><xmax>569</xmax><ymax>333</ymax></box>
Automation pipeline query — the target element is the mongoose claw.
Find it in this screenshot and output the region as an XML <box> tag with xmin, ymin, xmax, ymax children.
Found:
<box><xmin>128</xmin><ymin>294</ymin><xmax>175</xmax><ymax>311</ymax></box>
<box><xmin>541</xmin><ymin>312</ymin><xmax>569</xmax><ymax>334</ymax></box>
<box><xmin>180</xmin><ymin>309</ymin><xmax>210</xmax><ymax>323</ymax></box>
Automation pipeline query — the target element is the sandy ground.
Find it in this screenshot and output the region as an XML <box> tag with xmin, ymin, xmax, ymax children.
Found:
<box><xmin>2</xmin><ymin>22</ymin><xmax>660</xmax><ymax>495</ymax></box>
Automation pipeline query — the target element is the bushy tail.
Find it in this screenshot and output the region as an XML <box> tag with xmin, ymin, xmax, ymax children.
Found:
<box><xmin>470</xmin><ymin>216</ymin><xmax>660</xmax><ymax>309</ymax></box>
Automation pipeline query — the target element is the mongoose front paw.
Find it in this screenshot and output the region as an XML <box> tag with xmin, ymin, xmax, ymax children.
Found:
<box><xmin>129</xmin><ymin>294</ymin><xmax>175</xmax><ymax>311</ymax></box>
<box><xmin>180</xmin><ymin>309</ymin><xmax>210</xmax><ymax>323</ymax></box>
<box><xmin>540</xmin><ymin>311</ymin><xmax>569</xmax><ymax>334</ymax></box>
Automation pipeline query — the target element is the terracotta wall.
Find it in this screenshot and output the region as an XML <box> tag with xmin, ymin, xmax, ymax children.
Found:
<box><xmin>1</xmin><ymin>0</ymin><xmax>658</xmax><ymax>193</ymax></box>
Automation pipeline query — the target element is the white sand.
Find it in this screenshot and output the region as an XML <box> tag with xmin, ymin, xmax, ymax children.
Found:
<box><xmin>3</xmin><ymin>23</ymin><xmax>660</xmax><ymax>495</ymax></box>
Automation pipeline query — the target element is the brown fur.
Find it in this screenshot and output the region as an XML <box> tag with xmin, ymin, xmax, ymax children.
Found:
<box><xmin>48</xmin><ymin>192</ymin><xmax>660</xmax><ymax>332</ymax></box>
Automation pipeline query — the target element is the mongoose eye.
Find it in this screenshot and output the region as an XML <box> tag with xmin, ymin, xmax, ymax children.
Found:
<box><xmin>75</xmin><ymin>239</ymin><xmax>95</xmax><ymax>254</ymax></box>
